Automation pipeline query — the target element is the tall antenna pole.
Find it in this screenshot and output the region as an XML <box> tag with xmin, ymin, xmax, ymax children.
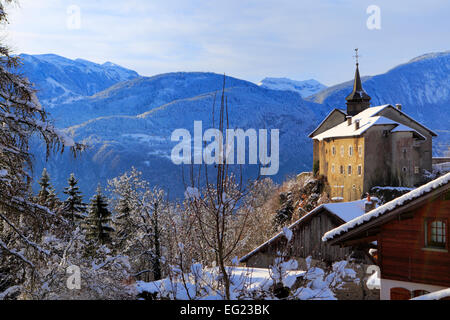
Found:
<box><xmin>353</xmin><ymin>48</ymin><xmax>360</xmax><ymax>66</ymax></box>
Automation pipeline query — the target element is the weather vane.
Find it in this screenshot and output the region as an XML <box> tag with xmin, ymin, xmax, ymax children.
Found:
<box><xmin>353</xmin><ymin>48</ymin><xmax>360</xmax><ymax>66</ymax></box>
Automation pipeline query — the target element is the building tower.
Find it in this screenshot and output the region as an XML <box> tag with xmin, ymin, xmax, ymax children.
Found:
<box><xmin>346</xmin><ymin>49</ymin><xmax>371</xmax><ymax>116</ymax></box>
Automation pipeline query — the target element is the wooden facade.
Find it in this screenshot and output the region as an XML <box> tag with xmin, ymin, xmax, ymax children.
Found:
<box><xmin>240</xmin><ymin>207</ymin><xmax>370</xmax><ymax>268</ymax></box>
<box><xmin>378</xmin><ymin>192</ymin><xmax>450</xmax><ymax>287</ymax></box>
<box><xmin>325</xmin><ymin>174</ymin><xmax>450</xmax><ymax>300</ymax></box>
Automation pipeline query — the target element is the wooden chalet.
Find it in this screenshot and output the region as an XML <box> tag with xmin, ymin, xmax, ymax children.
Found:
<box><xmin>239</xmin><ymin>199</ymin><xmax>376</xmax><ymax>268</ymax></box>
<box><xmin>323</xmin><ymin>172</ymin><xmax>450</xmax><ymax>300</ymax></box>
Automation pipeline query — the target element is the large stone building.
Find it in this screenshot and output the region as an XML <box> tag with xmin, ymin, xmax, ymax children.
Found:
<box><xmin>309</xmin><ymin>62</ymin><xmax>437</xmax><ymax>201</ymax></box>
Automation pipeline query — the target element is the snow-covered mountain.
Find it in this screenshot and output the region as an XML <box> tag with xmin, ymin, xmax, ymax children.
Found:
<box><xmin>19</xmin><ymin>54</ymin><xmax>140</xmax><ymax>107</ymax></box>
<box><xmin>308</xmin><ymin>51</ymin><xmax>450</xmax><ymax>155</ymax></box>
<box><xmin>46</xmin><ymin>72</ymin><xmax>260</xmax><ymax>128</ymax></box>
<box><xmin>31</xmin><ymin>74</ymin><xmax>324</xmax><ymax>198</ymax></box>
<box><xmin>20</xmin><ymin>51</ymin><xmax>450</xmax><ymax>199</ymax></box>
<box><xmin>258</xmin><ymin>77</ymin><xmax>327</xmax><ymax>97</ymax></box>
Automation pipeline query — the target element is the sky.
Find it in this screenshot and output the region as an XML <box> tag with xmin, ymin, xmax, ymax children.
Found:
<box><xmin>2</xmin><ymin>0</ymin><xmax>450</xmax><ymax>86</ymax></box>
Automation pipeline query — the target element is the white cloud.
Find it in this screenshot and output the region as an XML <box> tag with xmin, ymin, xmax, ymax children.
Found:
<box><xmin>3</xmin><ymin>0</ymin><xmax>450</xmax><ymax>85</ymax></box>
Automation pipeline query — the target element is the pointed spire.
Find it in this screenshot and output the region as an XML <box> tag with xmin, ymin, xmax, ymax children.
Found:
<box><xmin>346</xmin><ymin>49</ymin><xmax>371</xmax><ymax>116</ymax></box>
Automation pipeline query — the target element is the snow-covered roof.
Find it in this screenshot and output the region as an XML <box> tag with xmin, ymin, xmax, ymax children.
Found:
<box><xmin>322</xmin><ymin>199</ymin><xmax>374</xmax><ymax>222</ymax></box>
<box><xmin>411</xmin><ymin>288</ymin><xmax>450</xmax><ymax>300</ymax></box>
<box><xmin>240</xmin><ymin>199</ymin><xmax>371</xmax><ymax>262</ymax></box>
<box><xmin>322</xmin><ymin>172</ymin><xmax>450</xmax><ymax>242</ymax></box>
<box><xmin>390</xmin><ymin>124</ymin><xmax>426</xmax><ymax>140</ymax></box>
<box><xmin>311</xmin><ymin>104</ymin><xmax>431</xmax><ymax>141</ymax></box>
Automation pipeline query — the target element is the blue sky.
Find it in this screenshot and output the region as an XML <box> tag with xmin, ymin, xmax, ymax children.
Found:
<box><xmin>3</xmin><ymin>0</ymin><xmax>450</xmax><ymax>86</ymax></box>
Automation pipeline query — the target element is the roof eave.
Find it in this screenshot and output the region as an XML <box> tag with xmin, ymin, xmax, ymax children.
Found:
<box><xmin>239</xmin><ymin>205</ymin><xmax>327</xmax><ymax>262</ymax></box>
<box><xmin>375</xmin><ymin>105</ymin><xmax>438</xmax><ymax>137</ymax></box>
<box><xmin>308</xmin><ymin>109</ymin><xmax>347</xmax><ymax>138</ymax></box>
<box><xmin>325</xmin><ymin>183</ymin><xmax>450</xmax><ymax>246</ymax></box>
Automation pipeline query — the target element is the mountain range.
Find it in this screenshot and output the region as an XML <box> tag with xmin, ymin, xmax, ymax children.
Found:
<box><xmin>257</xmin><ymin>78</ymin><xmax>326</xmax><ymax>97</ymax></box>
<box><xmin>22</xmin><ymin>51</ymin><xmax>450</xmax><ymax>199</ymax></box>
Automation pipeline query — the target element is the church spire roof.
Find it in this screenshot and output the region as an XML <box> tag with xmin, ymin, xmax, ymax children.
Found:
<box><xmin>345</xmin><ymin>49</ymin><xmax>371</xmax><ymax>116</ymax></box>
<box><xmin>345</xmin><ymin>62</ymin><xmax>371</xmax><ymax>101</ymax></box>
<box><xmin>346</xmin><ymin>49</ymin><xmax>371</xmax><ymax>102</ymax></box>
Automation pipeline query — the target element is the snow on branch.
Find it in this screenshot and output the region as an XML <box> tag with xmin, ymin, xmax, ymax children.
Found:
<box><xmin>0</xmin><ymin>239</ymin><xmax>35</xmax><ymax>268</ymax></box>
<box><xmin>0</xmin><ymin>212</ymin><xmax>50</xmax><ymax>256</ymax></box>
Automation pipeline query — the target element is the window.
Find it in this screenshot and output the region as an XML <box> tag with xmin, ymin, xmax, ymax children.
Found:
<box><xmin>358</xmin><ymin>146</ymin><xmax>363</xmax><ymax>157</ymax></box>
<box><xmin>425</xmin><ymin>219</ymin><xmax>447</xmax><ymax>249</ymax></box>
<box><xmin>340</xmin><ymin>146</ymin><xmax>344</xmax><ymax>157</ymax></box>
<box><xmin>358</xmin><ymin>165</ymin><xmax>362</xmax><ymax>176</ymax></box>
<box><xmin>332</xmin><ymin>146</ymin><xmax>336</xmax><ymax>156</ymax></box>
<box><xmin>340</xmin><ymin>165</ymin><xmax>344</xmax><ymax>174</ymax></box>
<box><xmin>331</xmin><ymin>164</ymin><xmax>335</xmax><ymax>173</ymax></box>
<box><xmin>412</xmin><ymin>290</ymin><xmax>430</xmax><ymax>298</ymax></box>
<box><xmin>347</xmin><ymin>165</ymin><xmax>352</xmax><ymax>175</ymax></box>
<box><xmin>349</xmin><ymin>146</ymin><xmax>353</xmax><ymax>156</ymax></box>
<box><xmin>414</xmin><ymin>166</ymin><xmax>420</xmax><ymax>174</ymax></box>
<box><xmin>390</xmin><ymin>288</ymin><xmax>411</xmax><ymax>300</ymax></box>
<box><xmin>402</xmin><ymin>167</ymin><xmax>407</xmax><ymax>173</ymax></box>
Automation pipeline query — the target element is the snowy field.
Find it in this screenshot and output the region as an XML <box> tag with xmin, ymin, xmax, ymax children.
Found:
<box><xmin>136</xmin><ymin>260</ymin><xmax>357</xmax><ymax>300</ymax></box>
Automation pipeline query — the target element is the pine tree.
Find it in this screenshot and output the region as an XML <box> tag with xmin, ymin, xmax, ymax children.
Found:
<box><xmin>37</xmin><ymin>168</ymin><xmax>51</xmax><ymax>204</ymax></box>
<box><xmin>84</xmin><ymin>186</ymin><xmax>114</xmax><ymax>244</ymax></box>
<box><xmin>36</xmin><ymin>168</ymin><xmax>60</xmax><ymax>209</ymax></box>
<box><xmin>62</xmin><ymin>173</ymin><xmax>86</xmax><ymax>222</ymax></box>
<box><xmin>46</xmin><ymin>187</ymin><xmax>61</xmax><ymax>210</ymax></box>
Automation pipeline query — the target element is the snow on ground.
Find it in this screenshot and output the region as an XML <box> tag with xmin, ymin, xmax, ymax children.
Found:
<box><xmin>135</xmin><ymin>264</ymin><xmax>354</xmax><ymax>300</ymax></box>
<box><xmin>136</xmin><ymin>266</ymin><xmax>306</xmax><ymax>300</ymax></box>
<box><xmin>136</xmin><ymin>260</ymin><xmax>357</xmax><ymax>300</ymax></box>
<box><xmin>323</xmin><ymin>172</ymin><xmax>450</xmax><ymax>241</ymax></box>
<box><xmin>433</xmin><ymin>162</ymin><xmax>450</xmax><ymax>173</ymax></box>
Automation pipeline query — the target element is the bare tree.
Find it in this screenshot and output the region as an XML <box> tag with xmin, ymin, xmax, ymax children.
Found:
<box><xmin>182</xmin><ymin>76</ymin><xmax>260</xmax><ymax>299</ymax></box>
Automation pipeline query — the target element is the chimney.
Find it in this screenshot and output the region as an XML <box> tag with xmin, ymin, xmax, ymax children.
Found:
<box><xmin>396</xmin><ymin>104</ymin><xmax>402</xmax><ymax>111</ymax></box>
<box><xmin>347</xmin><ymin>116</ymin><xmax>352</xmax><ymax>126</ymax></box>
<box><xmin>355</xmin><ymin>119</ymin><xmax>360</xmax><ymax>130</ymax></box>
<box><xmin>365</xmin><ymin>193</ymin><xmax>376</xmax><ymax>213</ymax></box>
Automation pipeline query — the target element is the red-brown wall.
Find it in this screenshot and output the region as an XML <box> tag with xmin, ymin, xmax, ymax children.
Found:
<box><xmin>378</xmin><ymin>191</ymin><xmax>450</xmax><ymax>287</ymax></box>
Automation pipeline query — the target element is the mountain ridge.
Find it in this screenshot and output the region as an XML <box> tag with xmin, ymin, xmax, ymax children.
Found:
<box><xmin>258</xmin><ymin>77</ymin><xmax>327</xmax><ymax>97</ymax></box>
<box><xmin>19</xmin><ymin>51</ymin><xmax>450</xmax><ymax>198</ymax></box>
